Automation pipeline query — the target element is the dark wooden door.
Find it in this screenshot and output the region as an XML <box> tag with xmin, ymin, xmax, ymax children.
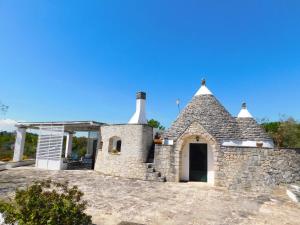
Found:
<box><xmin>189</xmin><ymin>143</ymin><xmax>207</xmax><ymax>182</ymax></box>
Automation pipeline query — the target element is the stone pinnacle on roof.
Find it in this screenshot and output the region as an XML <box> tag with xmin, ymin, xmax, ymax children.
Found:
<box><xmin>237</xmin><ymin>102</ymin><xmax>253</xmax><ymax>118</ymax></box>
<box><xmin>195</xmin><ymin>78</ymin><xmax>213</xmax><ymax>96</ymax></box>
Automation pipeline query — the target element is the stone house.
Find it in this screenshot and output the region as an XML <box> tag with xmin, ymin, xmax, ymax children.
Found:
<box><xmin>94</xmin><ymin>80</ymin><xmax>300</xmax><ymax>190</ymax></box>
<box><xmin>13</xmin><ymin>80</ymin><xmax>300</xmax><ymax>190</ymax></box>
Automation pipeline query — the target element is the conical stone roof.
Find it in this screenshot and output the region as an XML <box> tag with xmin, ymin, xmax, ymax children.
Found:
<box><xmin>164</xmin><ymin>81</ymin><xmax>273</xmax><ymax>145</ymax></box>
<box><xmin>236</xmin><ymin>117</ymin><xmax>271</xmax><ymax>141</ymax></box>
<box><xmin>236</xmin><ymin>103</ymin><xmax>271</xmax><ymax>141</ymax></box>
<box><xmin>164</xmin><ymin>94</ymin><xmax>240</xmax><ymax>142</ymax></box>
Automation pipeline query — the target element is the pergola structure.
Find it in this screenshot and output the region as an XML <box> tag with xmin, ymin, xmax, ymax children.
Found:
<box><xmin>13</xmin><ymin>121</ymin><xmax>105</xmax><ymax>170</ymax></box>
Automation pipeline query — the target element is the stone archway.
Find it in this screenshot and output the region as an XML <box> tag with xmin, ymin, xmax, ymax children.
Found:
<box><xmin>173</xmin><ymin>122</ymin><xmax>219</xmax><ymax>185</ymax></box>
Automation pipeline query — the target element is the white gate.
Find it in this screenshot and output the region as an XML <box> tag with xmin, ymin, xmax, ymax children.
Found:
<box><xmin>36</xmin><ymin>125</ymin><xmax>65</xmax><ymax>170</ymax></box>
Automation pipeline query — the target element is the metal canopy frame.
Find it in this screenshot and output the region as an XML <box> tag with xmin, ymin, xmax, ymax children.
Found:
<box><xmin>19</xmin><ymin>121</ymin><xmax>105</xmax><ymax>170</ymax></box>
<box><xmin>16</xmin><ymin>121</ymin><xmax>106</xmax><ymax>132</ymax></box>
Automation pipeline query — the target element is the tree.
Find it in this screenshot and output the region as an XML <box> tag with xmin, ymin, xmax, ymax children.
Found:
<box><xmin>0</xmin><ymin>180</ymin><xmax>92</xmax><ymax>225</ymax></box>
<box><xmin>147</xmin><ymin>119</ymin><xmax>165</xmax><ymax>130</ymax></box>
<box><xmin>0</xmin><ymin>132</ymin><xmax>38</xmax><ymax>161</ymax></box>
<box><xmin>261</xmin><ymin>117</ymin><xmax>300</xmax><ymax>148</ymax></box>
<box><xmin>72</xmin><ymin>136</ymin><xmax>88</xmax><ymax>158</ymax></box>
<box><xmin>277</xmin><ymin>117</ymin><xmax>300</xmax><ymax>148</ymax></box>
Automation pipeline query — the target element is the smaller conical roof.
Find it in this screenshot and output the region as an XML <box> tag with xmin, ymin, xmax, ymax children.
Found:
<box><xmin>236</xmin><ymin>103</ymin><xmax>272</xmax><ymax>141</ymax></box>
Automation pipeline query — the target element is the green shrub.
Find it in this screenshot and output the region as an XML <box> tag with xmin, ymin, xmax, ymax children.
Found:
<box><xmin>262</xmin><ymin>117</ymin><xmax>300</xmax><ymax>148</ymax></box>
<box><xmin>0</xmin><ymin>180</ymin><xmax>92</xmax><ymax>225</ymax></box>
<box><xmin>0</xmin><ymin>149</ymin><xmax>13</xmax><ymax>161</ymax></box>
<box><xmin>147</xmin><ymin>119</ymin><xmax>165</xmax><ymax>130</ymax></box>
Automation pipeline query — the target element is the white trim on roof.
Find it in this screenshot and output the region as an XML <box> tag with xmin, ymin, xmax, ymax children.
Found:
<box><xmin>222</xmin><ymin>140</ymin><xmax>274</xmax><ymax>148</ymax></box>
<box><xmin>238</xmin><ymin>108</ymin><xmax>253</xmax><ymax>118</ymax></box>
<box><xmin>195</xmin><ymin>85</ymin><xmax>213</xmax><ymax>96</ymax></box>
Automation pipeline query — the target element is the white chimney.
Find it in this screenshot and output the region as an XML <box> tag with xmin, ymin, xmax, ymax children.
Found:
<box><xmin>128</xmin><ymin>91</ymin><xmax>147</xmax><ymax>124</ymax></box>
<box><xmin>238</xmin><ymin>102</ymin><xmax>253</xmax><ymax>118</ymax></box>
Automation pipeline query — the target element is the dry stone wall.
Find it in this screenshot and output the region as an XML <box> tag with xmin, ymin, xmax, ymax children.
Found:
<box><xmin>154</xmin><ymin>145</ymin><xmax>174</xmax><ymax>181</ymax></box>
<box><xmin>94</xmin><ymin>122</ymin><xmax>299</xmax><ymax>190</ymax></box>
<box><xmin>217</xmin><ymin>147</ymin><xmax>300</xmax><ymax>191</ymax></box>
<box><xmin>154</xmin><ymin>144</ymin><xmax>300</xmax><ymax>191</ymax></box>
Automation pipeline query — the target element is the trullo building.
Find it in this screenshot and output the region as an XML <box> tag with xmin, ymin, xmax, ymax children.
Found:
<box><xmin>13</xmin><ymin>80</ymin><xmax>300</xmax><ymax>190</ymax></box>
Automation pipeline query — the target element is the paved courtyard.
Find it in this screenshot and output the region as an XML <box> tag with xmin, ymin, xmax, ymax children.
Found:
<box><xmin>0</xmin><ymin>167</ymin><xmax>299</xmax><ymax>225</ymax></box>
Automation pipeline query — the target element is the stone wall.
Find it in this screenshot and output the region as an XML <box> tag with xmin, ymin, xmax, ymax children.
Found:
<box><xmin>154</xmin><ymin>142</ymin><xmax>300</xmax><ymax>190</ymax></box>
<box><xmin>267</xmin><ymin>149</ymin><xmax>300</xmax><ymax>185</ymax></box>
<box><xmin>94</xmin><ymin>122</ymin><xmax>299</xmax><ymax>189</ymax></box>
<box><xmin>94</xmin><ymin>124</ymin><xmax>153</xmax><ymax>180</ymax></box>
<box><xmin>154</xmin><ymin>144</ymin><xmax>173</xmax><ymax>181</ymax></box>
<box><xmin>217</xmin><ymin>147</ymin><xmax>300</xmax><ymax>191</ymax></box>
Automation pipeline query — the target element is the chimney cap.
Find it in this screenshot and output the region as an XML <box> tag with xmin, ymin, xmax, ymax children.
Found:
<box><xmin>136</xmin><ymin>91</ymin><xmax>146</xmax><ymax>100</ymax></box>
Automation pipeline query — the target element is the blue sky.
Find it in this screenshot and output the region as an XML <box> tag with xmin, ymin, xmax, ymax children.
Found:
<box><xmin>0</xmin><ymin>0</ymin><xmax>300</xmax><ymax>128</ymax></box>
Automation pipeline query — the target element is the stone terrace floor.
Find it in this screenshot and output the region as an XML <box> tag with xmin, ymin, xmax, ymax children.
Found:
<box><xmin>0</xmin><ymin>167</ymin><xmax>300</xmax><ymax>225</ymax></box>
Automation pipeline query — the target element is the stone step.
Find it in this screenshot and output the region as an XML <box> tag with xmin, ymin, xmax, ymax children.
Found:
<box><xmin>146</xmin><ymin>173</ymin><xmax>166</xmax><ymax>182</ymax></box>
<box><xmin>146</xmin><ymin>172</ymin><xmax>159</xmax><ymax>181</ymax></box>
<box><xmin>158</xmin><ymin>176</ymin><xmax>167</xmax><ymax>182</ymax></box>
<box><xmin>287</xmin><ymin>185</ymin><xmax>300</xmax><ymax>203</ymax></box>
<box><xmin>146</xmin><ymin>163</ymin><xmax>154</xmax><ymax>169</ymax></box>
<box><xmin>155</xmin><ymin>171</ymin><xmax>161</xmax><ymax>177</ymax></box>
<box><xmin>147</xmin><ymin>167</ymin><xmax>156</xmax><ymax>173</ymax></box>
<box><xmin>144</xmin><ymin>163</ymin><xmax>165</xmax><ymax>182</ymax></box>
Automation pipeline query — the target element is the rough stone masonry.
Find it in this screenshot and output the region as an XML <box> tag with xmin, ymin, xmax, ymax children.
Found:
<box><xmin>93</xmin><ymin>80</ymin><xmax>300</xmax><ymax>191</ymax></box>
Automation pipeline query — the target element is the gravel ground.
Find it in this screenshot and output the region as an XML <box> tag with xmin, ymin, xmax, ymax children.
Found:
<box><xmin>0</xmin><ymin>167</ymin><xmax>299</xmax><ymax>225</ymax></box>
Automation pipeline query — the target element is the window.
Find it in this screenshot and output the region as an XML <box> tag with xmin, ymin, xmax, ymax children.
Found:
<box><xmin>108</xmin><ymin>136</ymin><xmax>122</xmax><ymax>154</ymax></box>
<box><xmin>116</xmin><ymin>140</ymin><xmax>121</xmax><ymax>152</ymax></box>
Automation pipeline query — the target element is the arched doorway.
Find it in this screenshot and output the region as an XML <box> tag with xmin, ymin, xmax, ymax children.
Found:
<box><xmin>179</xmin><ymin>136</ymin><xmax>215</xmax><ymax>184</ymax></box>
